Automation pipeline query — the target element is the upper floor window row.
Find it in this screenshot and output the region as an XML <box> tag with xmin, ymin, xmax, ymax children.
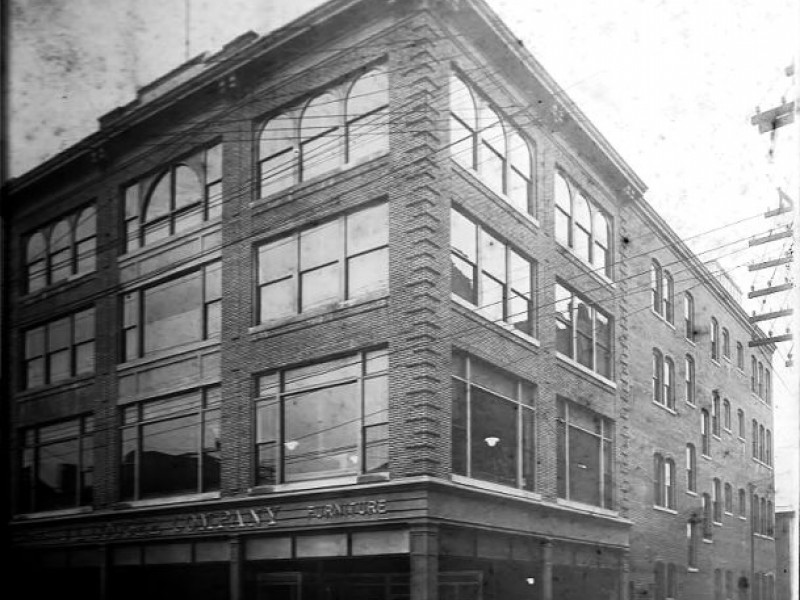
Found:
<box><xmin>257</xmin><ymin>202</ymin><xmax>388</xmax><ymax>324</ymax></box>
<box><xmin>24</xmin><ymin>307</ymin><xmax>95</xmax><ymax>390</ymax></box>
<box><xmin>651</xmin><ymin>259</ymin><xmax>674</xmax><ymax>324</ymax></box>
<box><xmin>450</xmin><ymin>75</ymin><xmax>535</xmax><ymax>217</ymax></box>
<box><xmin>451</xmin><ymin>208</ymin><xmax>537</xmax><ymax>338</ymax></box>
<box><xmin>123</xmin><ymin>143</ymin><xmax>222</xmax><ymax>253</ymax></box>
<box><xmin>751</xmin><ymin>356</ymin><xmax>772</xmax><ymax>404</ymax></box>
<box><xmin>555</xmin><ymin>282</ymin><xmax>613</xmax><ymax>379</ymax></box>
<box><xmin>751</xmin><ymin>419</ymin><xmax>773</xmax><ymax>466</ymax></box>
<box><xmin>259</xmin><ymin>66</ymin><xmax>388</xmax><ymax>199</ymax></box>
<box><xmin>25</xmin><ymin>205</ymin><xmax>97</xmax><ymax>294</ymax></box>
<box><xmin>555</xmin><ymin>171</ymin><xmax>611</xmax><ymax>277</ymax></box>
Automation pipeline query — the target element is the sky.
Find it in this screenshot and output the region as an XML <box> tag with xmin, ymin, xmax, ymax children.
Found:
<box><xmin>7</xmin><ymin>0</ymin><xmax>799</xmax><ymax>505</ymax></box>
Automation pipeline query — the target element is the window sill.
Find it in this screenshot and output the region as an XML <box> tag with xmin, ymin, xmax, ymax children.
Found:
<box><xmin>685</xmin><ymin>400</ymin><xmax>696</xmax><ymax>408</ymax></box>
<box><xmin>117</xmin><ymin>337</ymin><xmax>220</xmax><ymax>372</ymax></box>
<box><xmin>451</xmin><ymin>159</ymin><xmax>541</xmax><ymax>229</ymax></box>
<box><xmin>451</xmin><ymin>475</ymin><xmax>540</xmax><ymax>501</ymax></box>
<box><xmin>555</xmin><ymin>241</ymin><xmax>615</xmax><ymax>287</ymax></box>
<box><xmin>685</xmin><ymin>338</ymin><xmax>697</xmax><ymax>346</ymax></box>
<box><xmin>250</xmin><ymin>293</ymin><xmax>389</xmax><ymax>338</ymax></box>
<box><xmin>701</xmin><ymin>454</ymin><xmax>712</xmax><ymax>461</ymax></box>
<box><xmin>555</xmin><ymin>497</ymin><xmax>619</xmax><ymax>519</ymax></box>
<box><xmin>12</xmin><ymin>506</ymin><xmax>93</xmax><ymax>521</ymax></box>
<box><xmin>687</xmin><ymin>567</ymin><xmax>699</xmax><ymax>573</ymax></box>
<box><xmin>556</xmin><ymin>353</ymin><xmax>616</xmax><ymax>389</ymax></box>
<box><xmin>652</xmin><ymin>400</ymin><xmax>677</xmax><ymax>415</ymax></box>
<box><xmin>451</xmin><ymin>294</ymin><xmax>540</xmax><ymax>348</ymax></box>
<box><xmin>713</xmin><ymin>521</ymin><xmax>723</xmax><ymax>527</ymax></box>
<box><xmin>653</xmin><ymin>505</ymin><xmax>678</xmax><ymax>515</ymax></box>
<box><xmin>702</xmin><ymin>538</ymin><xmax>713</xmax><ymax>544</ymax></box>
<box><xmin>751</xmin><ymin>457</ymin><xmax>773</xmax><ymax>469</ymax></box>
<box><xmin>117</xmin><ymin>491</ymin><xmax>220</xmax><ymax>509</ymax></box>
<box><xmin>739</xmin><ymin>516</ymin><xmax>747</xmax><ymax>521</ymax></box>
<box><xmin>711</xmin><ymin>359</ymin><xmax>721</xmax><ymax>366</ymax></box>
<box><xmin>20</xmin><ymin>270</ymin><xmax>97</xmax><ymax>303</ymax></box>
<box><xmin>250</xmin><ymin>475</ymin><xmax>361</xmax><ymax>495</ymax></box>
<box><xmin>686</xmin><ymin>490</ymin><xmax>698</xmax><ymax>497</ymax></box>
<box><xmin>724</xmin><ymin>511</ymin><xmax>734</xmax><ymax>516</ymax></box>
<box><xmin>16</xmin><ymin>372</ymin><xmax>96</xmax><ymax>400</ymax></box>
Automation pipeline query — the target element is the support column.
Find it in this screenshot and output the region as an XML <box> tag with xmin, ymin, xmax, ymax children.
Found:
<box><xmin>410</xmin><ymin>523</ymin><xmax>439</xmax><ymax>600</ymax></box>
<box><xmin>230</xmin><ymin>536</ymin><xmax>243</xmax><ymax>600</ymax></box>
<box><xmin>540</xmin><ymin>538</ymin><xmax>553</xmax><ymax>600</ymax></box>
<box><xmin>619</xmin><ymin>550</ymin><xmax>630</xmax><ymax>600</ymax></box>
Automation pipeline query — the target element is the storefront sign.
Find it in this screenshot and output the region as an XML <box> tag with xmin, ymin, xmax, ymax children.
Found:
<box><xmin>307</xmin><ymin>498</ymin><xmax>388</xmax><ymax>520</ymax></box>
<box><xmin>172</xmin><ymin>507</ymin><xmax>279</xmax><ymax>532</ymax></box>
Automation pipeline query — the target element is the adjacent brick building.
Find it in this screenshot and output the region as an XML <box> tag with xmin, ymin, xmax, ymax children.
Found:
<box><xmin>2</xmin><ymin>0</ymin><xmax>778</xmax><ymax>599</ymax></box>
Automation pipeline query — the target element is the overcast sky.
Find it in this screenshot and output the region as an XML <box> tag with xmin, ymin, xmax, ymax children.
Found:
<box><xmin>8</xmin><ymin>0</ymin><xmax>798</xmax><ymax>504</ymax></box>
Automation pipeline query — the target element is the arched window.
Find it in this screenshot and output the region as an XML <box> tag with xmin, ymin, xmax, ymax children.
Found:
<box><xmin>259</xmin><ymin>115</ymin><xmax>297</xmax><ymax>197</ymax></box>
<box><xmin>684</xmin><ymin>292</ymin><xmax>695</xmax><ymax>341</ymax></box>
<box><xmin>722</xmin><ymin>327</ymin><xmax>730</xmax><ymax>358</ymax></box>
<box><xmin>75</xmin><ymin>206</ymin><xmax>97</xmax><ymax>274</ymax></box>
<box><xmin>702</xmin><ymin>492</ymin><xmax>713</xmax><ymax>538</ymax></box>
<box><xmin>300</xmin><ymin>91</ymin><xmax>343</xmax><ymax>181</ymax></box>
<box><xmin>710</xmin><ymin>317</ymin><xmax>719</xmax><ymax>360</ymax></box>
<box><xmin>751</xmin><ymin>356</ymin><xmax>758</xmax><ymax>392</ymax></box>
<box><xmin>765</xmin><ymin>369</ymin><xmax>771</xmax><ymax>404</ymax></box>
<box><xmin>752</xmin><ymin>419</ymin><xmax>759</xmax><ymax>458</ymax></box>
<box><xmin>49</xmin><ymin>219</ymin><xmax>72</xmax><ymax>283</ymax></box>
<box><xmin>767</xmin><ymin>500</ymin><xmax>774</xmax><ymax>536</ymax></box>
<box><xmin>651</xmin><ymin>260</ymin><xmax>663</xmax><ymax>313</ymax></box>
<box><xmin>739</xmin><ymin>488</ymin><xmax>746</xmax><ymax>516</ymax></box>
<box><xmin>757</xmin><ymin>361</ymin><xmax>764</xmax><ymax>398</ymax></box>
<box><xmin>554</xmin><ymin>172</ymin><xmax>572</xmax><ymax>246</ymax></box>
<box><xmin>724</xmin><ymin>482</ymin><xmax>733</xmax><ymax>513</ymax></box>
<box><xmin>701</xmin><ymin>409</ymin><xmax>710</xmax><ymax>456</ymax></box>
<box><xmin>686</xmin><ymin>443</ymin><xmax>696</xmax><ymax>492</ymax></box>
<box><xmin>593</xmin><ymin>211</ymin><xmax>610</xmax><ymax>273</ymax></box>
<box><xmin>507</xmin><ymin>131</ymin><xmax>532</xmax><ymax>213</ymax></box>
<box><xmin>143</xmin><ymin>165</ymin><xmax>203</xmax><ymax>244</ymax></box>
<box><xmin>573</xmin><ymin>192</ymin><xmax>592</xmax><ymax>262</ymax></box>
<box><xmin>661</xmin><ymin>269</ymin><xmax>674</xmax><ymax>323</ymax></box>
<box><xmin>653</xmin><ymin>348</ymin><xmax>663</xmax><ymax>403</ymax></box>
<box><xmin>712</xmin><ymin>478</ymin><xmax>722</xmax><ymax>522</ymax></box>
<box><xmin>663</xmin><ymin>356</ymin><xmax>675</xmax><ymax>409</ymax></box>
<box><xmin>665</xmin><ymin>458</ymin><xmax>675</xmax><ymax>509</ymax></box>
<box><xmin>685</xmin><ymin>354</ymin><xmax>695</xmax><ymax>404</ymax></box>
<box><xmin>653</xmin><ymin>454</ymin><xmax>674</xmax><ymax>508</ymax></box>
<box><xmin>723</xmin><ymin>398</ymin><xmax>731</xmax><ymax>430</ymax></box>
<box><xmin>26</xmin><ymin>232</ymin><xmax>47</xmax><ymax>293</ymax></box>
<box><xmin>760</xmin><ymin>497</ymin><xmax>767</xmax><ymax>535</ymax></box>
<box><xmin>737</xmin><ymin>409</ymin><xmax>745</xmax><ymax>438</ymax></box>
<box><xmin>737</xmin><ymin>341</ymin><xmax>744</xmax><ymax>369</ymax></box>
<box><xmin>345</xmin><ymin>66</ymin><xmax>388</xmax><ymax>164</ymax></box>
<box><xmin>759</xmin><ymin>424</ymin><xmax>765</xmax><ymax>462</ymax></box>
<box><xmin>766</xmin><ymin>429</ymin><xmax>772</xmax><ymax>465</ymax></box>
<box><xmin>712</xmin><ymin>392</ymin><xmax>721</xmax><ymax>436</ymax></box>
<box><xmin>752</xmin><ymin>493</ymin><xmax>761</xmax><ymax>533</ymax></box>
<box><xmin>449</xmin><ymin>76</ymin><xmax>477</xmax><ymax>170</ymax></box>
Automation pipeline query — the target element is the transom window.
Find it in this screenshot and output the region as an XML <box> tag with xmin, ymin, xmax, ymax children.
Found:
<box><xmin>555</xmin><ymin>171</ymin><xmax>611</xmax><ymax>276</ymax></box>
<box><xmin>121</xmin><ymin>386</ymin><xmax>220</xmax><ymax>500</ymax></box>
<box><xmin>451</xmin><ymin>209</ymin><xmax>537</xmax><ymax>337</ymax></box>
<box><xmin>255</xmin><ymin>349</ymin><xmax>388</xmax><ymax>485</ymax></box>
<box><xmin>258</xmin><ymin>65</ymin><xmax>388</xmax><ymax>198</ymax></box>
<box><xmin>555</xmin><ymin>282</ymin><xmax>613</xmax><ymax>379</ymax></box>
<box><xmin>450</xmin><ymin>75</ymin><xmax>534</xmax><ymax>215</ymax></box>
<box><xmin>557</xmin><ymin>397</ymin><xmax>613</xmax><ymax>509</ymax></box>
<box><xmin>257</xmin><ymin>202</ymin><xmax>388</xmax><ymax>323</ymax></box>
<box><xmin>24</xmin><ymin>308</ymin><xmax>95</xmax><ymax>389</ymax></box>
<box><xmin>18</xmin><ymin>416</ymin><xmax>93</xmax><ymax>513</ymax></box>
<box><xmin>452</xmin><ymin>352</ymin><xmax>536</xmax><ymax>490</ymax></box>
<box><xmin>24</xmin><ymin>204</ymin><xmax>97</xmax><ymax>293</ymax></box>
<box><xmin>124</xmin><ymin>143</ymin><xmax>222</xmax><ymax>251</ymax></box>
<box><xmin>122</xmin><ymin>262</ymin><xmax>221</xmax><ymax>361</ymax></box>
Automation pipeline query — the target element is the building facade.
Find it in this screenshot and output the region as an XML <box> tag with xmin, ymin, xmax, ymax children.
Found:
<box><xmin>2</xmin><ymin>1</ymin><xmax>777</xmax><ymax>599</ymax></box>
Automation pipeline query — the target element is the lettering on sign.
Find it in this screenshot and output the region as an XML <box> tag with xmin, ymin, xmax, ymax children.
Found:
<box><xmin>172</xmin><ymin>507</ymin><xmax>279</xmax><ymax>533</ymax></box>
<box><xmin>307</xmin><ymin>499</ymin><xmax>388</xmax><ymax>519</ymax></box>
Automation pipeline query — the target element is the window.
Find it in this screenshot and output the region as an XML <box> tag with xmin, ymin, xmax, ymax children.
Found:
<box><xmin>687</xmin><ymin>521</ymin><xmax>698</xmax><ymax>568</ymax></box>
<box><xmin>452</xmin><ymin>209</ymin><xmax>537</xmax><ymax>337</ymax></box>
<box><xmin>724</xmin><ymin>482</ymin><xmax>733</xmax><ymax>513</ymax></box>
<box><xmin>451</xmin><ymin>75</ymin><xmax>535</xmax><ymax>215</ymax></box>
<box><xmin>711</xmin><ymin>317</ymin><xmax>719</xmax><ymax>361</ymax></box>
<box><xmin>759</xmin><ymin>424</ymin><xmax>765</xmax><ymax>462</ymax></box>
<box><xmin>121</xmin><ymin>386</ymin><xmax>220</xmax><ymax>500</ymax></box>
<box><xmin>654</xmin><ymin>561</ymin><xmax>665</xmax><ymax>600</ymax></box>
<box><xmin>124</xmin><ymin>144</ymin><xmax>222</xmax><ymax>251</ymax></box>
<box><xmin>701</xmin><ymin>409</ymin><xmax>711</xmax><ymax>456</ymax></box>
<box><xmin>122</xmin><ymin>262</ymin><xmax>220</xmax><ymax>361</ymax></box>
<box><xmin>663</xmin><ymin>356</ymin><xmax>675</xmax><ymax>409</ymax></box>
<box><xmin>684</xmin><ymin>293</ymin><xmax>695</xmax><ymax>341</ymax></box>
<box><xmin>24</xmin><ymin>308</ymin><xmax>95</xmax><ymax>389</ymax></box>
<box><xmin>24</xmin><ymin>205</ymin><xmax>97</xmax><ymax>293</ymax></box>
<box><xmin>712</xmin><ymin>393</ymin><xmax>721</xmax><ymax>437</ymax></box>
<box><xmin>723</xmin><ymin>398</ymin><xmax>731</xmax><ymax>431</ymax></box>
<box><xmin>257</xmin><ymin>202</ymin><xmax>388</xmax><ymax>323</ymax></box>
<box><xmin>654</xmin><ymin>453</ymin><xmax>675</xmax><ymax>509</ymax></box>
<box><xmin>766</xmin><ymin>429</ymin><xmax>772</xmax><ymax>466</ymax></box>
<box><xmin>736</xmin><ymin>342</ymin><xmax>744</xmax><ymax>369</ymax></box>
<box><xmin>255</xmin><ymin>349</ymin><xmax>388</xmax><ymax>485</ymax></box>
<box><xmin>452</xmin><ymin>352</ymin><xmax>536</xmax><ymax>490</ymax></box>
<box><xmin>751</xmin><ymin>357</ymin><xmax>757</xmax><ymax>392</ymax></box>
<box><xmin>760</xmin><ymin>497</ymin><xmax>767</xmax><ymax>535</ymax></box>
<box><xmin>686</xmin><ymin>443</ymin><xmax>696</xmax><ymax>492</ymax></box>
<box><xmin>726</xmin><ymin>571</ymin><xmax>734</xmax><ymax>600</ymax></box>
<box><xmin>259</xmin><ymin>66</ymin><xmax>388</xmax><ymax>198</ymax></box>
<box><xmin>18</xmin><ymin>416</ymin><xmax>93</xmax><ymax>513</ymax></box>
<box><xmin>765</xmin><ymin>369</ymin><xmax>771</xmax><ymax>404</ymax></box>
<box><xmin>715</xmin><ymin>569</ymin><xmax>723</xmax><ymax>600</ymax></box>
<box><xmin>702</xmin><ymin>492</ymin><xmax>713</xmax><ymax>539</ymax></box>
<box><xmin>653</xmin><ymin>349</ymin><xmax>663</xmax><ymax>404</ymax></box>
<box><xmin>737</xmin><ymin>409</ymin><xmax>745</xmax><ymax>439</ymax></box>
<box><xmin>752</xmin><ymin>419</ymin><xmax>759</xmax><ymax>458</ymax></box>
<box><xmin>662</xmin><ymin>270</ymin><xmax>674</xmax><ymax>324</ymax></box>
<box><xmin>685</xmin><ymin>355</ymin><xmax>695</xmax><ymax>404</ymax></box>
<box><xmin>652</xmin><ymin>352</ymin><xmax>674</xmax><ymax>409</ymax></box>
<box><xmin>766</xmin><ymin>500</ymin><xmax>774</xmax><ymax>536</ymax></box>
<box><xmin>713</xmin><ymin>478</ymin><xmax>722</xmax><ymax>522</ymax></box>
<box><xmin>722</xmin><ymin>328</ymin><xmax>730</xmax><ymax>359</ymax></box>
<box><xmin>738</xmin><ymin>488</ymin><xmax>746</xmax><ymax>517</ymax></box>
<box><xmin>752</xmin><ymin>493</ymin><xmax>761</xmax><ymax>534</ymax></box>
<box><xmin>651</xmin><ymin>260</ymin><xmax>663</xmax><ymax>313</ymax></box>
<box><xmin>758</xmin><ymin>362</ymin><xmax>764</xmax><ymax>398</ymax></box>
<box><xmin>555</xmin><ymin>282</ymin><xmax>612</xmax><ymax>378</ymax></box>
<box><xmin>666</xmin><ymin>563</ymin><xmax>677</xmax><ymax>600</ymax></box>
<box><xmin>557</xmin><ymin>397</ymin><xmax>614</xmax><ymax>509</ymax></box>
<box><xmin>554</xmin><ymin>171</ymin><xmax>611</xmax><ymax>275</ymax></box>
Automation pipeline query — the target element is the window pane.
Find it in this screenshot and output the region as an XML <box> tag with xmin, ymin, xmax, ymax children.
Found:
<box><xmin>174</xmin><ymin>165</ymin><xmax>202</xmax><ymax>209</ymax></box>
<box><xmin>348</xmin><ymin>110</ymin><xmax>388</xmax><ymax>163</ymax></box>
<box><xmin>509</xmin><ymin>292</ymin><xmax>532</xmax><ymax>335</ymax></box>
<box><xmin>202</xmin><ymin>408</ymin><xmax>221</xmax><ymax>491</ymax></box>
<box><xmin>479</xmin><ymin>274</ymin><xmax>504</xmax><ymax>322</ymax></box>
<box><xmin>364</xmin><ymin>375</ymin><xmax>388</xmax><ymax>426</ymax></box>
<box><xmin>27</xmin><ymin>357</ymin><xmax>45</xmax><ymax>388</ymax></box>
<box><xmin>284</xmin><ymin>354</ymin><xmax>360</xmax><ymax>392</ymax></box>
<box><xmin>364</xmin><ymin>424</ymin><xmax>388</xmax><ymax>472</ymax></box>
<box><xmin>145</xmin><ymin>175</ymin><xmax>171</xmax><ymax>222</ymax></box>
<box><xmin>174</xmin><ymin>204</ymin><xmax>204</xmax><ymax>233</ymax></box>
<box><xmin>480</xmin><ymin>230</ymin><xmax>506</xmax><ymax>281</ymax></box>
<box><xmin>451</xmin><ymin>254</ymin><xmax>477</xmax><ymax>305</ymax></box>
<box><xmin>509</xmin><ymin>250</ymin><xmax>531</xmax><ymax>295</ymax></box>
<box><xmin>205</xmin><ymin>262</ymin><xmax>222</xmax><ymax>301</ymax></box>
<box><xmin>49</xmin><ymin>349</ymin><xmax>71</xmax><ymax>383</ymax></box>
<box><xmin>451</xmin><ymin>210</ymin><xmax>477</xmax><ymax>261</ymax></box>
<box><xmin>26</xmin><ymin>327</ymin><xmax>45</xmax><ymax>358</ymax></box>
<box><xmin>143</xmin><ymin>272</ymin><xmax>203</xmax><ymax>354</ymax></box>
<box><xmin>143</xmin><ymin>220</ymin><xmax>170</xmax><ymax>245</ymax></box>
<box><xmin>260</xmin><ymin>150</ymin><xmax>296</xmax><ymax>198</ymax></box>
<box><xmin>76</xmin><ymin>238</ymin><xmax>96</xmax><ymax>273</ymax></box>
<box><xmin>470</xmin><ymin>388</ymin><xmax>517</xmax><ymax>487</ymax></box>
<box><xmin>141</xmin><ymin>415</ymin><xmax>198</xmax><ymax>497</ymax></box>
<box><xmin>256</xmin><ymin>400</ymin><xmax>279</xmax><ymax>485</ymax></box>
<box><xmin>471</xmin><ymin>358</ymin><xmax>518</xmax><ymax>399</ymax></box>
<box><xmin>347</xmin><ymin>203</ymin><xmax>388</xmax><ymax>255</ymax></box>
<box><xmin>301</xmin><ymin>264</ymin><xmax>340</xmax><ymax>311</ymax></box>
<box><xmin>450</xmin><ymin>117</ymin><xmax>474</xmax><ymax>169</ymax></box>
<box><xmin>283</xmin><ymin>383</ymin><xmax>359</xmax><ymax>481</ymax></box>
<box><xmin>452</xmin><ymin>379</ymin><xmax>468</xmax><ymax>476</ymax></box>
<box><xmin>260</xmin><ymin>279</ymin><xmax>296</xmax><ymax>321</ymax></box>
<box><xmin>301</xmin><ymin>130</ymin><xmax>340</xmax><ymax>180</ymax></box>
<box><xmin>74</xmin><ymin>308</ymin><xmax>95</xmax><ymax>343</ymax></box>
<box><xmin>575</xmin><ymin>301</ymin><xmax>593</xmax><ymax>369</ymax></box>
<box><xmin>556</xmin><ymin>319</ymin><xmax>573</xmax><ymax>357</ymax></box>
<box><xmin>481</xmin><ymin>143</ymin><xmax>504</xmax><ymax>195</ymax></box>
<box><xmin>348</xmin><ymin>248</ymin><xmax>388</xmax><ymax>297</ymax></box>
<box><xmin>38</xmin><ymin>438</ymin><xmax>79</xmax><ymax>510</ymax></box>
<box><xmin>206</xmin><ymin>300</ymin><xmax>221</xmax><ymax>337</ymax></box>
<box><xmin>259</xmin><ymin>236</ymin><xmax>296</xmax><ymax>283</ymax></box>
<box><xmin>50</xmin><ymin>248</ymin><xmax>72</xmax><ymax>283</ymax></box>
<box><xmin>206</xmin><ymin>144</ymin><xmax>222</xmax><ymax>183</ymax></box>
<box><xmin>450</xmin><ymin>77</ymin><xmax>476</xmax><ymax>127</ymax></box>
<box><xmin>507</xmin><ymin>168</ymin><xmax>529</xmax><ymax>214</ymax></box>
<box><xmin>75</xmin><ymin>342</ymin><xmax>95</xmax><ymax>375</ymax></box>
<box><xmin>522</xmin><ymin>408</ymin><xmax>535</xmax><ymax>491</ymax></box>
<box><xmin>300</xmin><ymin>220</ymin><xmax>340</xmax><ymax>271</ymax></box>
<box><xmin>569</xmin><ymin>427</ymin><xmax>601</xmax><ymax>506</ymax></box>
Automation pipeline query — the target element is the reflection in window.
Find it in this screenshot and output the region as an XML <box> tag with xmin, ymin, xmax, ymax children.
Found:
<box><xmin>257</xmin><ymin>203</ymin><xmax>388</xmax><ymax>323</ymax></box>
<box><xmin>451</xmin><ymin>209</ymin><xmax>536</xmax><ymax>337</ymax></box>
<box><xmin>24</xmin><ymin>308</ymin><xmax>95</xmax><ymax>389</ymax></box>
<box><xmin>122</xmin><ymin>262</ymin><xmax>221</xmax><ymax>361</ymax></box>
<box><xmin>255</xmin><ymin>349</ymin><xmax>388</xmax><ymax>485</ymax></box>
<box><xmin>18</xmin><ymin>416</ymin><xmax>93</xmax><ymax>513</ymax></box>
<box><xmin>121</xmin><ymin>387</ymin><xmax>221</xmax><ymax>500</ymax></box>
<box><xmin>555</xmin><ymin>282</ymin><xmax>612</xmax><ymax>378</ymax></box>
<box><xmin>557</xmin><ymin>397</ymin><xmax>613</xmax><ymax>509</ymax></box>
<box><xmin>25</xmin><ymin>205</ymin><xmax>97</xmax><ymax>293</ymax></box>
<box><xmin>452</xmin><ymin>352</ymin><xmax>536</xmax><ymax>490</ymax></box>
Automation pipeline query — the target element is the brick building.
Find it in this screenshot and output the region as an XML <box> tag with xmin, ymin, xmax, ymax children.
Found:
<box><xmin>2</xmin><ymin>0</ymin><xmax>777</xmax><ymax>599</ymax></box>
